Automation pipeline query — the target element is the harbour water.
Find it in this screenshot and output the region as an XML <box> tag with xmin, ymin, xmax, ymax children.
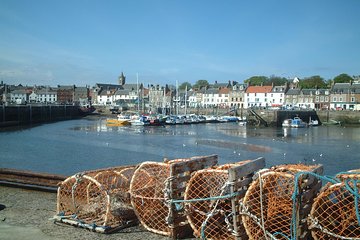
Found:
<box><xmin>0</xmin><ymin>117</ymin><xmax>359</xmax><ymax>176</ymax></box>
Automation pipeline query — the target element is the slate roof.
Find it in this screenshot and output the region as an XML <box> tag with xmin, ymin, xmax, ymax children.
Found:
<box><xmin>271</xmin><ymin>85</ymin><xmax>287</xmax><ymax>93</ymax></box>
<box><xmin>285</xmin><ymin>89</ymin><xmax>301</xmax><ymax>95</ymax></box>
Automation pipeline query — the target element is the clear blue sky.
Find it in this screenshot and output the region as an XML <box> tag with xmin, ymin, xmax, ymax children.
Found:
<box><xmin>0</xmin><ymin>0</ymin><xmax>359</xmax><ymax>87</ymax></box>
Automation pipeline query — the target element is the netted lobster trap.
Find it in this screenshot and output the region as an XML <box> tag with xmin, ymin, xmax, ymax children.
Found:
<box><xmin>54</xmin><ymin>165</ymin><xmax>137</xmax><ymax>233</ymax></box>
<box><xmin>241</xmin><ymin>164</ymin><xmax>323</xmax><ymax>240</ymax></box>
<box><xmin>184</xmin><ymin>157</ymin><xmax>265</xmax><ymax>240</ymax></box>
<box><xmin>309</xmin><ymin>169</ymin><xmax>360</xmax><ymax>240</ymax></box>
<box><xmin>129</xmin><ymin>155</ymin><xmax>218</xmax><ymax>239</ymax></box>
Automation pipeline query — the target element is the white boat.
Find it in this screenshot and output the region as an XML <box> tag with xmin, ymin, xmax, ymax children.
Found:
<box><xmin>322</xmin><ymin>119</ymin><xmax>341</xmax><ymax>126</ymax></box>
<box><xmin>282</xmin><ymin>119</ymin><xmax>293</xmax><ymax>127</ymax></box>
<box><xmin>130</xmin><ymin>117</ymin><xmax>145</xmax><ymax>126</ymax></box>
<box><xmin>238</xmin><ymin>117</ymin><xmax>247</xmax><ymax>126</ymax></box>
<box><xmin>238</xmin><ymin>120</ymin><xmax>247</xmax><ymax>126</ymax></box>
<box><xmin>308</xmin><ymin>116</ymin><xmax>319</xmax><ymax>126</ymax></box>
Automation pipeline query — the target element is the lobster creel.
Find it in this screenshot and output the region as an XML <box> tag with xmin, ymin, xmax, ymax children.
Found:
<box><xmin>55</xmin><ymin>166</ymin><xmax>137</xmax><ymax>233</ymax></box>
<box><xmin>184</xmin><ymin>157</ymin><xmax>265</xmax><ymax>240</ymax></box>
<box><xmin>129</xmin><ymin>155</ymin><xmax>218</xmax><ymax>238</ymax></box>
<box><xmin>309</xmin><ymin>169</ymin><xmax>360</xmax><ymax>239</ymax></box>
<box><xmin>242</xmin><ymin>164</ymin><xmax>323</xmax><ymax>240</ymax></box>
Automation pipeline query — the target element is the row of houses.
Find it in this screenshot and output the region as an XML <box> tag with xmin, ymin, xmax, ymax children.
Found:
<box><xmin>1</xmin><ymin>77</ymin><xmax>360</xmax><ymax>112</ymax></box>
<box><xmin>0</xmin><ymin>83</ymin><xmax>90</xmax><ymax>106</ymax></box>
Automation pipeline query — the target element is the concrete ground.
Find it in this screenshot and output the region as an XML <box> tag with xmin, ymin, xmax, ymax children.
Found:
<box><xmin>0</xmin><ymin>186</ymin><xmax>169</xmax><ymax>240</ymax></box>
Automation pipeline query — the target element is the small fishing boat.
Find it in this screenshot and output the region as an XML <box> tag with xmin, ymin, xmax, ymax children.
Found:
<box><xmin>106</xmin><ymin>114</ymin><xmax>131</xmax><ymax>126</ymax></box>
<box><xmin>322</xmin><ymin>119</ymin><xmax>341</xmax><ymax>126</ymax></box>
<box><xmin>282</xmin><ymin>119</ymin><xmax>293</xmax><ymax>127</ymax></box>
<box><xmin>130</xmin><ymin>116</ymin><xmax>147</xmax><ymax>126</ymax></box>
<box><xmin>282</xmin><ymin>117</ymin><xmax>308</xmax><ymax>128</ymax></box>
<box><xmin>290</xmin><ymin>117</ymin><xmax>308</xmax><ymax>128</ymax></box>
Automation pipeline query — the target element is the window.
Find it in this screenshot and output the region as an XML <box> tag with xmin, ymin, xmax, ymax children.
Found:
<box><xmin>351</xmin><ymin>97</ymin><xmax>355</xmax><ymax>102</ymax></box>
<box><xmin>333</xmin><ymin>97</ymin><xmax>337</xmax><ymax>102</ymax></box>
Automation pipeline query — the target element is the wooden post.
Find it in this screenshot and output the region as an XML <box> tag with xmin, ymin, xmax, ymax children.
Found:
<box><xmin>169</xmin><ymin>155</ymin><xmax>218</xmax><ymax>239</ymax></box>
<box><xmin>228</xmin><ymin>157</ymin><xmax>265</xmax><ymax>240</ymax></box>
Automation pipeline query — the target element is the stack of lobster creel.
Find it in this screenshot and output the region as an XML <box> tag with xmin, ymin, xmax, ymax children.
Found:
<box><xmin>128</xmin><ymin>155</ymin><xmax>219</xmax><ymax>238</ymax></box>
<box><xmin>184</xmin><ymin>161</ymin><xmax>252</xmax><ymax>239</ymax></box>
<box><xmin>309</xmin><ymin>169</ymin><xmax>360</xmax><ymax>240</ymax></box>
<box><xmin>54</xmin><ymin>160</ymin><xmax>360</xmax><ymax>240</ymax></box>
<box><xmin>129</xmin><ymin>161</ymin><xmax>175</xmax><ymax>235</ymax></box>
<box><xmin>242</xmin><ymin>164</ymin><xmax>323</xmax><ymax>240</ymax></box>
<box><xmin>56</xmin><ymin>166</ymin><xmax>137</xmax><ymax>232</ymax></box>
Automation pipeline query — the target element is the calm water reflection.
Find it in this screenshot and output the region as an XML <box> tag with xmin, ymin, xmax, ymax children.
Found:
<box><xmin>1</xmin><ymin>117</ymin><xmax>359</xmax><ymax>176</ymax></box>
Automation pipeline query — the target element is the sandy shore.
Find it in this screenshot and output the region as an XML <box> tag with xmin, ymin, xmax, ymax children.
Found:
<box><xmin>0</xmin><ymin>186</ymin><xmax>170</xmax><ymax>240</ymax></box>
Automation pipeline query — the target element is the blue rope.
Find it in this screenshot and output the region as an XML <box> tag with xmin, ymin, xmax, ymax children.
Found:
<box><xmin>291</xmin><ymin>171</ymin><xmax>360</xmax><ymax>239</ymax></box>
<box><xmin>344</xmin><ymin>178</ymin><xmax>360</xmax><ymax>225</ymax></box>
<box><xmin>170</xmin><ymin>190</ymin><xmax>240</xmax><ymax>240</ymax></box>
<box><xmin>273</xmin><ymin>231</ymin><xmax>291</xmax><ymax>239</ymax></box>
<box><xmin>170</xmin><ymin>191</ymin><xmax>241</xmax><ymax>204</ymax></box>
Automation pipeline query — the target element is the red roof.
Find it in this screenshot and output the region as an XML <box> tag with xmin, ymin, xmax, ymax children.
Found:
<box><xmin>219</xmin><ymin>87</ymin><xmax>229</xmax><ymax>94</ymax></box>
<box><xmin>246</xmin><ymin>86</ymin><xmax>273</xmax><ymax>93</ymax></box>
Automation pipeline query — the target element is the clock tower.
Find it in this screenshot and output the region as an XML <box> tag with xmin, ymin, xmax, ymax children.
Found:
<box><xmin>118</xmin><ymin>72</ymin><xmax>126</xmax><ymax>85</ymax></box>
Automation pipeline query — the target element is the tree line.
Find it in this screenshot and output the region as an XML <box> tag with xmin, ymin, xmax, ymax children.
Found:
<box><xmin>179</xmin><ymin>73</ymin><xmax>358</xmax><ymax>90</ymax></box>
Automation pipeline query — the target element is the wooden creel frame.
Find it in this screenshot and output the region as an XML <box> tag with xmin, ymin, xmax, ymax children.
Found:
<box><xmin>184</xmin><ymin>157</ymin><xmax>265</xmax><ymax>240</ymax></box>
<box><xmin>54</xmin><ymin>166</ymin><xmax>137</xmax><ymax>233</ymax></box>
<box><xmin>242</xmin><ymin>164</ymin><xmax>323</xmax><ymax>240</ymax></box>
<box><xmin>129</xmin><ymin>155</ymin><xmax>218</xmax><ymax>239</ymax></box>
<box><xmin>309</xmin><ymin>169</ymin><xmax>360</xmax><ymax>240</ymax></box>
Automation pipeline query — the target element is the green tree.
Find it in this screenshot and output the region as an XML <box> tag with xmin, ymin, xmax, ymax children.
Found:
<box><xmin>268</xmin><ymin>75</ymin><xmax>288</xmax><ymax>86</ymax></box>
<box><xmin>179</xmin><ymin>82</ymin><xmax>192</xmax><ymax>90</ymax></box>
<box><xmin>244</xmin><ymin>76</ymin><xmax>268</xmax><ymax>86</ymax></box>
<box><xmin>333</xmin><ymin>73</ymin><xmax>353</xmax><ymax>83</ymax></box>
<box><xmin>193</xmin><ymin>80</ymin><xmax>209</xmax><ymax>89</ymax></box>
<box><xmin>299</xmin><ymin>75</ymin><xmax>327</xmax><ymax>89</ymax></box>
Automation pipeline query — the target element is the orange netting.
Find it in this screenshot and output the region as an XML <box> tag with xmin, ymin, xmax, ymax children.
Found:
<box><xmin>184</xmin><ymin>161</ymin><xmax>254</xmax><ymax>240</ymax></box>
<box><xmin>56</xmin><ymin>166</ymin><xmax>137</xmax><ymax>232</ymax></box>
<box><xmin>129</xmin><ymin>161</ymin><xmax>171</xmax><ymax>236</ymax></box>
<box><xmin>309</xmin><ymin>170</ymin><xmax>360</xmax><ymax>240</ymax></box>
<box><xmin>242</xmin><ymin>164</ymin><xmax>322</xmax><ymax>240</ymax></box>
<box><xmin>129</xmin><ymin>156</ymin><xmax>218</xmax><ymax>237</ymax></box>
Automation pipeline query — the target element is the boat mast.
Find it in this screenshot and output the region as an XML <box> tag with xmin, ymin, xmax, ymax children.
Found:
<box><xmin>163</xmin><ymin>85</ymin><xmax>166</xmax><ymax>115</ymax></box>
<box><xmin>184</xmin><ymin>84</ymin><xmax>187</xmax><ymax>115</ymax></box>
<box><xmin>136</xmin><ymin>73</ymin><xmax>140</xmax><ymax>112</ymax></box>
<box><xmin>176</xmin><ymin>80</ymin><xmax>179</xmax><ymax>116</ymax></box>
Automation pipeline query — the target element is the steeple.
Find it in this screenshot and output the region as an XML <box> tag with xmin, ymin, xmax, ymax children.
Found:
<box><xmin>118</xmin><ymin>72</ymin><xmax>126</xmax><ymax>85</ymax></box>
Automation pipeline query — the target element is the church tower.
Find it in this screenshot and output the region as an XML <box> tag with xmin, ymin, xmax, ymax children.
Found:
<box><xmin>118</xmin><ymin>72</ymin><xmax>126</xmax><ymax>85</ymax></box>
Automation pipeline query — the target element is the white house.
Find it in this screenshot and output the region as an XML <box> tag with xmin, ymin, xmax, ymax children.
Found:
<box><xmin>10</xmin><ymin>89</ymin><xmax>29</xmax><ymax>103</ymax></box>
<box><xmin>269</xmin><ymin>85</ymin><xmax>288</xmax><ymax>108</ymax></box>
<box><xmin>36</xmin><ymin>88</ymin><xmax>58</xmax><ymax>103</ymax></box>
<box><xmin>245</xmin><ymin>86</ymin><xmax>273</xmax><ymax>108</ymax></box>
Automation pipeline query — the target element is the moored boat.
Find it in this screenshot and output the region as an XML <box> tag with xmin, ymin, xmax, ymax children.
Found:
<box><xmin>290</xmin><ymin>117</ymin><xmax>308</xmax><ymax>128</ymax></box>
<box><xmin>282</xmin><ymin>119</ymin><xmax>292</xmax><ymax>127</ymax></box>
<box><xmin>322</xmin><ymin>119</ymin><xmax>341</xmax><ymax>126</ymax></box>
<box><xmin>282</xmin><ymin>117</ymin><xmax>308</xmax><ymax>128</ymax></box>
<box><xmin>106</xmin><ymin>114</ymin><xmax>131</xmax><ymax>126</ymax></box>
